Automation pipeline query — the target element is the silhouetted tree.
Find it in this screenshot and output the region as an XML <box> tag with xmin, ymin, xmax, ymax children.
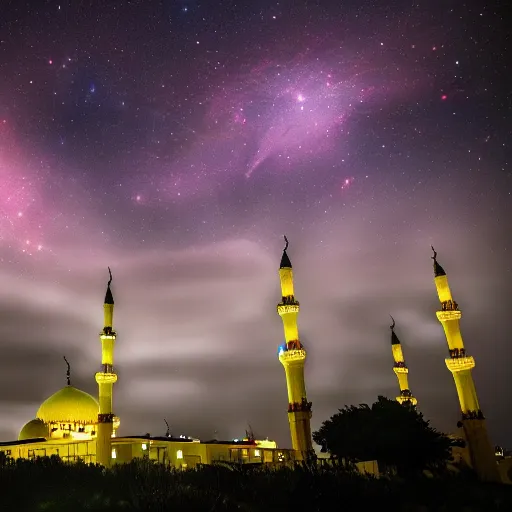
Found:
<box><xmin>313</xmin><ymin>396</ymin><xmax>454</xmax><ymax>476</ymax></box>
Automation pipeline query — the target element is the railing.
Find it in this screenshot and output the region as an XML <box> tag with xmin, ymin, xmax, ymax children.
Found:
<box><xmin>279</xmin><ymin>349</ymin><xmax>306</xmax><ymax>361</ymax></box>
<box><xmin>449</xmin><ymin>348</ymin><xmax>466</xmax><ymax>359</ymax></box>
<box><xmin>441</xmin><ymin>299</ymin><xmax>459</xmax><ymax>311</ymax></box>
<box><xmin>288</xmin><ymin>398</ymin><xmax>312</xmax><ymax>413</ymax></box>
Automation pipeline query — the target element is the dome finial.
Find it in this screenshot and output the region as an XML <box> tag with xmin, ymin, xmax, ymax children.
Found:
<box><xmin>280</xmin><ymin>235</ymin><xmax>292</xmax><ymax>268</ymax></box>
<box><xmin>104</xmin><ymin>267</ymin><xmax>114</xmax><ymax>304</ymax></box>
<box><xmin>63</xmin><ymin>356</ymin><xmax>71</xmax><ymax>386</ymax></box>
<box><xmin>389</xmin><ymin>315</ymin><xmax>396</xmax><ymax>331</ymax></box>
<box><xmin>164</xmin><ymin>419</ymin><xmax>171</xmax><ymax>437</ymax></box>
<box><xmin>431</xmin><ymin>245</ymin><xmax>446</xmax><ymax>277</ymax></box>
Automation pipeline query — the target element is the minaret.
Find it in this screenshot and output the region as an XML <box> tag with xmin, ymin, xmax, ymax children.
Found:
<box><xmin>389</xmin><ymin>316</ymin><xmax>417</xmax><ymax>406</ymax></box>
<box><xmin>277</xmin><ymin>236</ymin><xmax>313</xmax><ymax>459</ymax></box>
<box><xmin>431</xmin><ymin>247</ymin><xmax>499</xmax><ymax>482</ymax></box>
<box><xmin>95</xmin><ymin>267</ymin><xmax>118</xmax><ymax>468</ymax></box>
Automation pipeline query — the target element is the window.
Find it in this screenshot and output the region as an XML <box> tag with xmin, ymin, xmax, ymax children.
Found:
<box><xmin>141</xmin><ymin>443</ymin><xmax>147</xmax><ymax>451</ymax></box>
<box><xmin>176</xmin><ymin>450</ymin><xmax>183</xmax><ymax>460</ymax></box>
<box><xmin>254</xmin><ymin>449</ymin><xmax>261</xmax><ymax>457</ymax></box>
<box><xmin>111</xmin><ymin>449</ymin><xmax>117</xmax><ymax>459</ymax></box>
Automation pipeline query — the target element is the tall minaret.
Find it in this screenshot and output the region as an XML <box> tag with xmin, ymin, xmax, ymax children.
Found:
<box><xmin>390</xmin><ymin>316</ymin><xmax>417</xmax><ymax>406</ymax></box>
<box><xmin>95</xmin><ymin>267</ymin><xmax>118</xmax><ymax>468</ymax></box>
<box><xmin>431</xmin><ymin>247</ymin><xmax>499</xmax><ymax>482</ymax></box>
<box><xmin>277</xmin><ymin>236</ymin><xmax>313</xmax><ymax>459</ymax></box>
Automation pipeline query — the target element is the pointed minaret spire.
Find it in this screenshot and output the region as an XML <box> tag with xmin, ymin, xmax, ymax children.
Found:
<box><xmin>431</xmin><ymin>245</ymin><xmax>446</xmax><ymax>277</ymax></box>
<box><xmin>280</xmin><ymin>235</ymin><xmax>292</xmax><ymax>269</ymax></box>
<box><xmin>389</xmin><ymin>316</ymin><xmax>417</xmax><ymax>406</ymax></box>
<box><xmin>103</xmin><ymin>268</ymin><xmax>115</xmax><ymax>331</ymax></box>
<box><xmin>63</xmin><ymin>356</ymin><xmax>71</xmax><ymax>386</ymax></box>
<box><xmin>105</xmin><ymin>267</ymin><xmax>114</xmax><ymax>305</ymax></box>
<box><xmin>389</xmin><ymin>315</ymin><xmax>401</xmax><ymax>345</ymax></box>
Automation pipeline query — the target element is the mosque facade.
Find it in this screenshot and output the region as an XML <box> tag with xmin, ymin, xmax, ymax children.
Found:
<box><xmin>0</xmin><ymin>243</ymin><xmax>509</xmax><ymax>482</ymax></box>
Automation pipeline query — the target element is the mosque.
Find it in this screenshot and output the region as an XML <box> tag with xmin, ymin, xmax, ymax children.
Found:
<box><xmin>0</xmin><ymin>241</ymin><xmax>509</xmax><ymax>482</ymax></box>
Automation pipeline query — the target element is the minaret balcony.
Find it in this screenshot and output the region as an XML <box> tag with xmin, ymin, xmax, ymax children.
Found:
<box><xmin>436</xmin><ymin>310</ymin><xmax>462</xmax><ymax>322</ymax></box>
<box><xmin>100</xmin><ymin>330</ymin><xmax>117</xmax><ymax>339</ymax></box>
<box><xmin>393</xmin><ymin>366</ymin><xmax>408</xmax><ymax>374</ymax></box>
<box><xmin>445</xmin><ymin>356</ymin><xmax>475</xmax><ymax>373</ymax></box>
<box><xmin>279</xmin><ymin>349</ymin><xmax>306</xmax><ymax>364</ymax></box>
<box><xmin>95</xmin><ymin>372</ymin><xmax>118</xmax><ymax>384</ymax></box>
<box><xmin>288</xmin><ymin>398</ymin><xmax>312</xmax><ymax>413</ymax></box>
<box><xmin>397</xmin><ymin>396</ymin><xmax>418</xmax><ymax>406</ymax></box>
<box><xmin>277</xmin><ymin>303</ymin><xmax>300</xmax><ymax>315</ymax></box>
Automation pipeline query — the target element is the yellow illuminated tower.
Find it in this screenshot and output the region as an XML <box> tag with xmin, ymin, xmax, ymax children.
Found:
<box><xmin>389</xmin><ymin>316</ymin><xmax>417</xmax><ymax>406</ymax></box>
<box><xmin>431</xmin><ymin>247</ymin><xmax>499</xmax><ymax>482</ymax></box>
<box><xmin>277</xmin><ymin>236</ymin><xmax>313</xmax><ymax>459</ymax></box>
<box><xmin>95</xmin><ymin>268</ymin><xmax>118</xmax><ymax>468</ymax></box>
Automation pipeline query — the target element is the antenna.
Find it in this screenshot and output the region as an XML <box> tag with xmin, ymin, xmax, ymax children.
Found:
<box><xmin>246</xmin><ymin>424</ymin><xmax>255</xmax><ymax>442</ymax></box>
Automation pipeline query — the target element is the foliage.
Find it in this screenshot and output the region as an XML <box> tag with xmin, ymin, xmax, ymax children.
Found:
<box><xmin>0</xmin><ymin>454</ymin><xmax>511</xmax><ymax>511</ymax></box>
<box><xmin>313</xmin><ymin>395</ymin><xmax>454</xmax><ymax>476</ymax></box>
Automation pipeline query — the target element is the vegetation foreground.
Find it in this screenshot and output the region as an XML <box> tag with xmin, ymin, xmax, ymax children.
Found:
<box><xmin>1</xmin><ymin>456</ymin><xmax>511</xmax><ymax>511</ymax></box>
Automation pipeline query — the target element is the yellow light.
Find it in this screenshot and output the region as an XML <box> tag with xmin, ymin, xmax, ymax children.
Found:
<box><xmin>254</xmin><ymin>449</ymin><xmax>261</xmax><ymax>457</ymax></box>
<box><xmin>141</xmin><ymin>443</ymin><xmax>147</xmax><ymax>450</ymax></box>
<box><xmin>177</xmin><ymin>449</ymin><xmax>183</xmax><ymax>459</ymax></box>
<box><xmin>111</xmin><ymin>448</ymin><xmax>116</xmax><ymax>459</ymax></box>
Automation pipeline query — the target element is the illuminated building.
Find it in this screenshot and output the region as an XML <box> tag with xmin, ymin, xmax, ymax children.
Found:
<box><xmin>94</xmin><ymin>268</ymin><xmax>119</xmax><ymax>468</ymax></box>
<box><xmin>0</xmin><ymin>268</ymin><xmax>294</xmax><ymax>470</ymax></box>
<box><xmin>277</xmin><ymin>236</ymin><xmax>313</xmax><ymax>458</ymax></box>
<box><xmin>389</xmin><ymin>316</ymin><xmax>417</xmax><ymax>406</ymax></box>
<box><xmin>431</xmin><ymin>247</ymin><xmax>500</xmax><ymax>482</ymax></box>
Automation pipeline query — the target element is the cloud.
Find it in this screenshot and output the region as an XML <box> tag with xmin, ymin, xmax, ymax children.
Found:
<box><xmin>0</xmin><ymin>204</ymin><xmax>511</xmax><ymax>447</ymax></box>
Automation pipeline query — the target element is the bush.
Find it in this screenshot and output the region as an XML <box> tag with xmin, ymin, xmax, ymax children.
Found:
<box><xmin>0</xmin><ymin>455</ymin><xmax>511</xmax><ymax>511</ymax></box>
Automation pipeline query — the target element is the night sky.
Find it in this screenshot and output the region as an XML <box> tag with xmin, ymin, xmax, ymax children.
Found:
<box><xmin>0</xmin><ymin>0</ymin><xmax>510</xmax><ymax>448</ymax></box>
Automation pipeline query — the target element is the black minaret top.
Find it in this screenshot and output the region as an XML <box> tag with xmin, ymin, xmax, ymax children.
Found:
<box><xmin>280</xmin><ymin>235</ymin><xmax>292</xmax><ymax>268</ymax></box>
<box><xmin>431</xmin><ymin>246</ymin><xmax>446</xmax><ymax>277</ymax></box>
<box><xmin>104</xmin><ymin>267</ymin><xmax>114</xmax><ymax>304</ymax></box>
<box><xmin>389</xmin><ymin>316</ymin><xmax>401</xmax><ymax>345</ymax></box>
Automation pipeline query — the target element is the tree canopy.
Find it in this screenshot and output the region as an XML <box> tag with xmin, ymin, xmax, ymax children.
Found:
<box><xmin>313</xmin><ymin>396</ymin><xmax>454</xmax><ymax>475</ymax></box>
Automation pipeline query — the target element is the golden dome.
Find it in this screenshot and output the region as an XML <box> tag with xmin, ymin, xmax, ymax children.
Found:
<box><xmin>36</xmin><ymin>386</ymin><xmax>99</xmax><ymax>424</ymax></box>
<box><xmin>18</xmin><ymin>418</ymin><xmax>49</xmax><ymax>440</ymax></box>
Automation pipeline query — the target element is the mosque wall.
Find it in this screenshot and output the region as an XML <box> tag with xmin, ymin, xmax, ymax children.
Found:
<box><xmin>110</xmin><ymin>437</ymin><xmax>297</xmax><ymax>468</ymax></box>
<box><xmin>0</xmin><ymin>439</ymin><xmax>96</xmax><ymax>464</ymax></box>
